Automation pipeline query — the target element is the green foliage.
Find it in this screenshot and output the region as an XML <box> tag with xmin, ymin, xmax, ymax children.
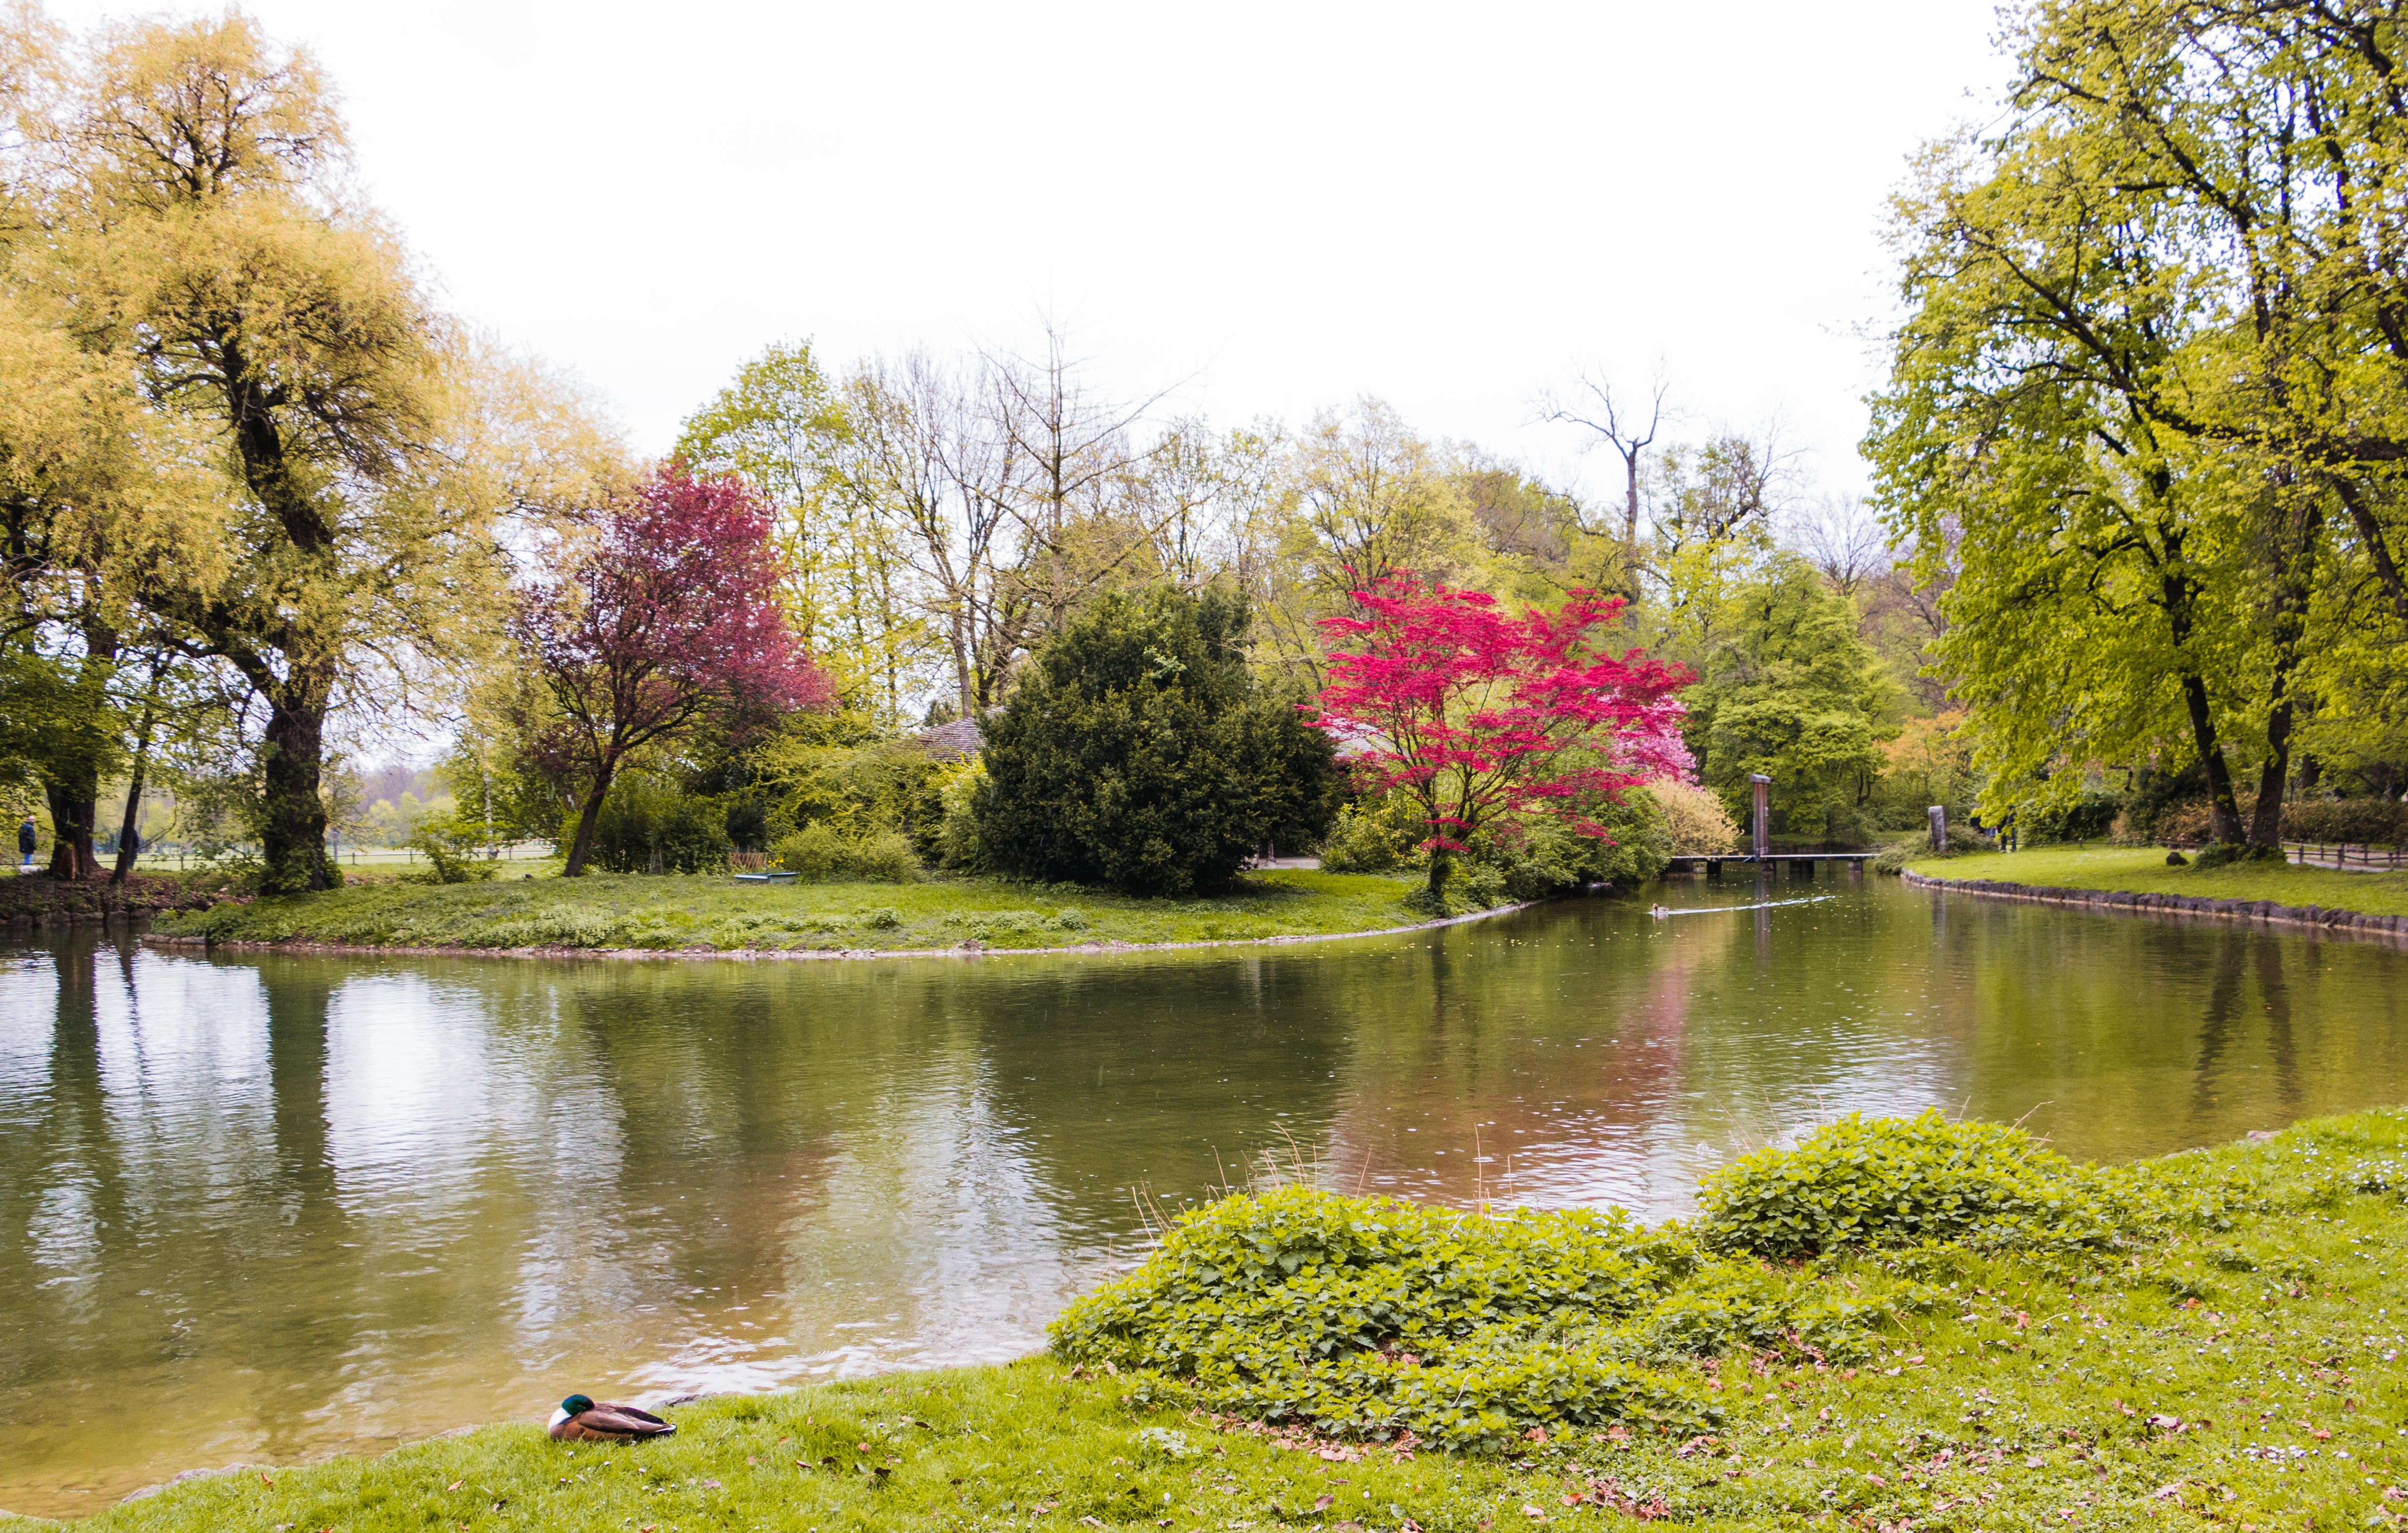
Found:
<box><xmin>756</xmin><ymin>734</ymin><xmax>947</xmax><ymax>845</ymax></box>
<box><xmin>768</xmin><ymin>824</ymin><xmax>919</xmax><ymax>882</ymax></box>
<box><xmin>404</xmin><ymin>809</ymin><xmax>498</xmax><ymax>884</ymax></box>
<box><xmin>1673</xmin><ymin>554</ymin><xmax>1895</xmax><ymax>838</ymax></box>
<box><xmin>1316</xmin><ymin>792</ymin><xmax>1423</xmax><ymax>873</ymax></box>
<box><xmin>586</xmin><ymin>773</ymin><xmax>732</xmax><ymax>875</ymax></box>
<box><xmin>1470</xmin><ymin>795</ymin><xmax>1673</xmax><ymax>903</ymax></box>
<box><xmin>2161</xmin><ymin>794</ymin><xmax>2408</xmax><ymax>848</ymax></box>
<box><xmin>976</xmin><ymin>588</ymin><xmax>1343</xmax><ymax>896</ymax></box>
<box><xmin>930</xmin><ymin>757</ymin><xmax>985</xmax><ymax>870</ymax></box>
<box><xmin>2020</xmin><ymin>790</ymin><xmax>2120</xmax><ymax>845</ymax></box>
<box><xmin>2282</xmin><ymin>798</ymin><xmax>2408</xmax><ymax>845</ymax></box>
<box><xmin>1696</xmin><ymin>1112</ymin><xmax>2119</xmax><ymax>1259</ymax></box>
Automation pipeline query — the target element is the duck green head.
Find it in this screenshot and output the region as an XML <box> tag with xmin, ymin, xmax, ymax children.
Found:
<box><xmin>560</xmin><ymin>1394</ymin><xmax>595</xmax><ymax>1415</ymax></box>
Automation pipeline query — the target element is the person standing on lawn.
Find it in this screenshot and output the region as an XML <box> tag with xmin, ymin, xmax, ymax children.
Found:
<box><xmin>17</xmin><ymin>815</ymin><xmax>36</xmax><ymax>872</ymax></box>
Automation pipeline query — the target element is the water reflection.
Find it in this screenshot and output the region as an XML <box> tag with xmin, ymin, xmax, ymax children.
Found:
<box><xmin>2</xmin><ymin>878</ymin><xmax>2405</xmax><ymax>1516</ymax></box>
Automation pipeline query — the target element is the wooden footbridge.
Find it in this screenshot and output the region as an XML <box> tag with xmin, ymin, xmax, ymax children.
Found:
<box><xmin>1665</xmin><ymin>852</ymin><xmax>1872</xmax><ymax>877</ymax></box>
<box><xmin>1666</xmin><ymin>774</ymin><xmax>1878</xmax><ymax>878</ymax></box>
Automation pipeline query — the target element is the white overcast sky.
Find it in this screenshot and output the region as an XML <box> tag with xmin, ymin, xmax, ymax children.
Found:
<box><xmin>54</xmin><ymin>0</ymin><xmax>2013</xmax><ymax>504</ymax></box>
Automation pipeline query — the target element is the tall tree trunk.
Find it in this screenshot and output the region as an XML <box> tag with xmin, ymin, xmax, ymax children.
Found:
<box><xmin>562</xmin><ymin>763</ymin><xmax>617</xmax><ymax>877</ymax></box>
<box><xmin>110</xmin><ymin>661</ymin><xmax>166</xmax><ymax>885</ymax></box>
<box><xmin>257</xmin><ymin>666</ymin><xmax>337</xmax><ymax>894</ymax></box>
<box><xmin>2179</xmin><ymin>671</ymin><xmax>2247</xmax><ymax>844</ymax></box>
<box><xmin>109</xmin><ymin>760</ymin><xmax>147</xmax><ymax>885</ymax></box>
<box><xmin>44</xmin><ymin>777</ymin><xmax>101</xmax><ymax>880</ymax></box>
<box><xmin>2246</xmin><ymin>491</ymin><xmax>2320</xmax><ymax>848</ymax></box>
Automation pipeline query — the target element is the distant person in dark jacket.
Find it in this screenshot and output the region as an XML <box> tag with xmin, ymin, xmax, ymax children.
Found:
<box><xmin>17</xmin><ymin>816</ymin><xmax>36</xmax><ymax>870</ymax></box>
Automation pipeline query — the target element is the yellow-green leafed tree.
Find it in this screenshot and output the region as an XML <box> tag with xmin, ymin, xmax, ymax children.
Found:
<box><xmin>3</xmin><ymin>8</ymin><xmax>621</xmax><ymax>892</ymax></box>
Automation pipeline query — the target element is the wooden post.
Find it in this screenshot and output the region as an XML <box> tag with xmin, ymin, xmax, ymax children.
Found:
<box><xmin>1928</xmin><ymin>804</ymin><xmax>1946</xmax><ymax>854</ymax></box>
<box><xmin>1751</xmin><ymin>774</ymin><xmax>1771</xmax><ymax>860</ymax></box>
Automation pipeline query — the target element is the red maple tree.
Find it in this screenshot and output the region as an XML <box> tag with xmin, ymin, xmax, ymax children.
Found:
<box><xmin>514</xmin><ymin>465</ymin><xmax>834</xmax><ymax>876</ymax></box>
<box><xmin>1305</xmin><ymin>570</ymin><xmax>1691</xmax><ymax>903</ymax></box>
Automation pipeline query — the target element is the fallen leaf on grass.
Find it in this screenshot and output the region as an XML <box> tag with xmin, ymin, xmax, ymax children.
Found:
<box><xmin>445</xmin><ymin>1480</ymin><xmax>464</xmax><ymax>1491</ymax></box>
<box><xmin>1314</xmin><ymin>1495</ymin><xmax>1334</xmax><ymax>1512</ymax></box>
<box><xmin>1521</xmin><ymin>1505</ymin><xmax>1546</xmax><ymax>1521</ymax></box>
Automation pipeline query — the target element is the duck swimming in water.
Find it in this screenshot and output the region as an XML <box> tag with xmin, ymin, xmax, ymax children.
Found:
<box><xmin>547</xmin><ymin>1394</ymin><xmax>676</xmax><ymax>1442</ymax></box>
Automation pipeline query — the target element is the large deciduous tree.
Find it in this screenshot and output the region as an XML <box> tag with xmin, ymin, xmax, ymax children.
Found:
<box><xmin>0</xmin><ymin>9</ymin><xmax>613</xmax><ymax>890</ymax></box>
<box><xmin>1870</xmin><ymin>0</ymin><xmax>2408</xmax><ymax>845</ymax></box>
<box><xmin>1305</xmin><ymin>571</ymin><xmax>1690</xmax><ymax>907</ymax></box>
<box><xmin>515</xmin><ymin>466</ymin><xmax>834</xmax><ymax>878</ymax></box>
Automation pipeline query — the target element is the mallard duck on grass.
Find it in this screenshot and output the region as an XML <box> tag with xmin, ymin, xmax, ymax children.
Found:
<box><xmin>547</xmin><ymin>1393</ymin><xmax>676</xmax><ymax>1442</ymax></box>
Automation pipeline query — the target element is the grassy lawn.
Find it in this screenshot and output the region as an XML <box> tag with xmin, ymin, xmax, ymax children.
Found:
<box><xmin>1907</xmin><ymin>844</ymin><xmax>2408</xmax><ymax>918</ymax></box>
<box><xmin>57</xmin><ymin>1112</ymin><xmax>2408</xmax><ymax>1531</ymax></box>
<box><xmin>145</xmin><ymin>868</ymin><xmax>1438</xmax><ymax>953</ymax></box>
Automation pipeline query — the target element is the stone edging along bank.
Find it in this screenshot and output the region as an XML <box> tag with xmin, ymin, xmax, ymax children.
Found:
<box><xmin>1903</xmin><ymin>868</ymin><xmax>2408</xmax><ymax>943</ymax></box>
<box><xmin>138</xmin><ymin>896</ymin><xmax>1545</xmax><ymax>964</ymax></box>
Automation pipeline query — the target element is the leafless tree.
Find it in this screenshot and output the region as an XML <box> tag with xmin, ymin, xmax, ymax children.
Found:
<box><xmin>1785</xmin><ymin>493</ymin><xmax>1894</xmax><ymax>597</ymax></box>
<box><xmin>838</xmin><ymin>351</ymin><xmax>1030</xmax><ymax>720</ymax></box>
<box><xmin>989</xmin><ymin>327</ymin><xmax>1172</xmax><ymax>637</ymax></box>
<box><xmin>1537</xmin><ymin>367</ymin><xmax>1670</xmax><ymax>598</ymax></box>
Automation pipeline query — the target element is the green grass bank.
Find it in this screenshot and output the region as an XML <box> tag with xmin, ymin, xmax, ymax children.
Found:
<box><xmin>144</xmin><ymin>868</ymin><xmax>1443</xmax><ymax>955</ymax></box>
<box><xmin>38</xmin><ymin>1111</ymin><xmax>2408</xmax><ymax>1532</ymax></box>
<box><xmin>1907</xmin><ymin>844</ymin><xmax>2408</xmax><ymax>920</ymax></box>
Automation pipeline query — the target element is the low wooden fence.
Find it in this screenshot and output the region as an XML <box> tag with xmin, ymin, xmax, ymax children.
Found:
<box><xmin>727</xmin><ymin>851</ymin><xmax>774</xmax><ymax>873</ymax></box>
<box><xmin>2283</xmin><ymin>840</ymin><xmax>2408</xmax><ymax>871</ymax></box>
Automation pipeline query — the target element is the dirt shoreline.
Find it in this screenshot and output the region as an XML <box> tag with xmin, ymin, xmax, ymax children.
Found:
<box><xmin>1902</xmin><ymin>867</ymin><xmax>2408</xmax><ymax>942</ymax></box>
<box><xmin>138</xmin><ymin>895</ymin><xmax>1547</xmax><ymax>963</ymax></box>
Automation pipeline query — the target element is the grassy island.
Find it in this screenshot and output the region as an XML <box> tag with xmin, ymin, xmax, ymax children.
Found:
<box><xmin>144</xmin><ymin>867</ymin><xmax>1445</xmax><ymax>955</ymax></box>
<box><xmin>51</xmin><ymin>1111</ymin><xmax>2408</xmax><ymax>1532</ymax></box>
<box><xmin>1904</xmin><ymin>845</ymin><xmax>2408</xmax><ymax>920</ymax></box>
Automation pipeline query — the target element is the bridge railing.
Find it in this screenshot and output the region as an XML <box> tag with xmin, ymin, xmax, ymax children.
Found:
<box><xmin>2282</xmin><ymin>840</ymin><xmax>2408</xmax><ymax>872</ymax></box>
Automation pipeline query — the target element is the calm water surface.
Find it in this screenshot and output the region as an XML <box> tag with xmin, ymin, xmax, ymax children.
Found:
<box><xmin>4</xmin><ymin>874</ymin><xmax>2406</xmax><ymax>1515</ymax></box>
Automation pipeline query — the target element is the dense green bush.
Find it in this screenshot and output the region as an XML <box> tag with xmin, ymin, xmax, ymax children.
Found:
<box><xmin>976</xmin><ymin>588</ymin><xmax>1343</xmax><ymax>896</ymax></box>
<box><xmin>1468</xmin><ymin>797</ymin><xmax>1672</xmax><ymax>903</ymax></box>
<box><xmin>2154</xmin><ymin>793</ymin><xmax>2404</xmax><ymax>847</ymax></box>
<box><xmin>587</xmin><ymin>774</ymin><xmax>733</xmax><ymax>874</ymax></box>
<box><xmin>1696</xmin><ymin>1111</ymin><xmax>2118</xmax><ymax>1257</ymax></box>
<box><xmin>2279</xmin><ymin>797</ymin><xmax>2407</xmax><ymax>844</ymax></box>
<box><xmin>2021</xmin><ymin>790</ymin><xmax>2120</xmax><ymax>844</ymax></box>
<box><xmin>1317</xmin><ymin>792</ymin><xmax>1423</xmax><ymax>873</ymax></box>
<box><xmin>768</xmin><ymin>824</ymin><xmax>919</xmax><ymax>882</ymax></box>
<box><xmin>404</xmin><ymin>809</ymin><xmax>498</xmax><ymax>884</ymax></box>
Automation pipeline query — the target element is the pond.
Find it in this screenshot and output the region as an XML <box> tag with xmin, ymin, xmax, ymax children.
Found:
<box><xmin>4</xmin><ymin>873</ymin><xmax>2405</xmax><ymax>1517</ymax></box>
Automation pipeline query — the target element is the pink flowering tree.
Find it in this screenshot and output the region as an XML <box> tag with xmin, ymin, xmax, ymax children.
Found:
<box><xmin>1305</xmin><ymin>571</ymin><xmax>1691</xmax><ymax>906</ymax></box>
<box><xmin>515</xmin><ymin>465</ymin><xmax>835</xmax><ymax>877</ymax></box>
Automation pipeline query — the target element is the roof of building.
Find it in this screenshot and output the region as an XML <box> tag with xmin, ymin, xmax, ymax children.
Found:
<box><xmin>913</xmin><ymin>717</ymin><xmax>985</xmax><ymax>762</ymax></box>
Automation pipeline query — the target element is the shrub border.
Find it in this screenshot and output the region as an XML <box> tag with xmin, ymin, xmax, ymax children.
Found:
<box><xmin>1902</xmin><ymin>868</ymin><xmax>2408</xmax><ymax>943</ymax></box>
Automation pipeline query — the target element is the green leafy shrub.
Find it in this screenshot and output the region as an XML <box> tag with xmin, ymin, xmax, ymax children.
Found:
<box><xmin>769</xmin><ymin>824</ymin><xmax>919</xmax><ymax>882</ymax></box>
<box><xmin>2283</xmin><ymin>797</ymin><xmax>2408</xmax><ymax>844</ymax></box>
<box><xmin>933</xmin><ymin>759</ymin><xmax>986</xmax><ymax>870</ymax></box>
<box><xmin>404</xmin><ymin>809</ymin><xmax>497</xmax><ymax>884</ymax></box>
<box><xmin>2021</xmin><ymin>790</ymin><xmax>2121</xmax><ymax>844</ymax></box>
<box><xmin>1696</xmin><ymin>1111</ymin><xmax>2120</xmax><ymax>1258</ymax></box>
<box><xmin>587</xmin><ymin>774</ymin><xmax>732</xmax><ymax>874</ymax></box>
<box><xmin>1317</xmin><ymin>793</ymin><xmax>1423</xmax><ymax>873</ymax></box>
